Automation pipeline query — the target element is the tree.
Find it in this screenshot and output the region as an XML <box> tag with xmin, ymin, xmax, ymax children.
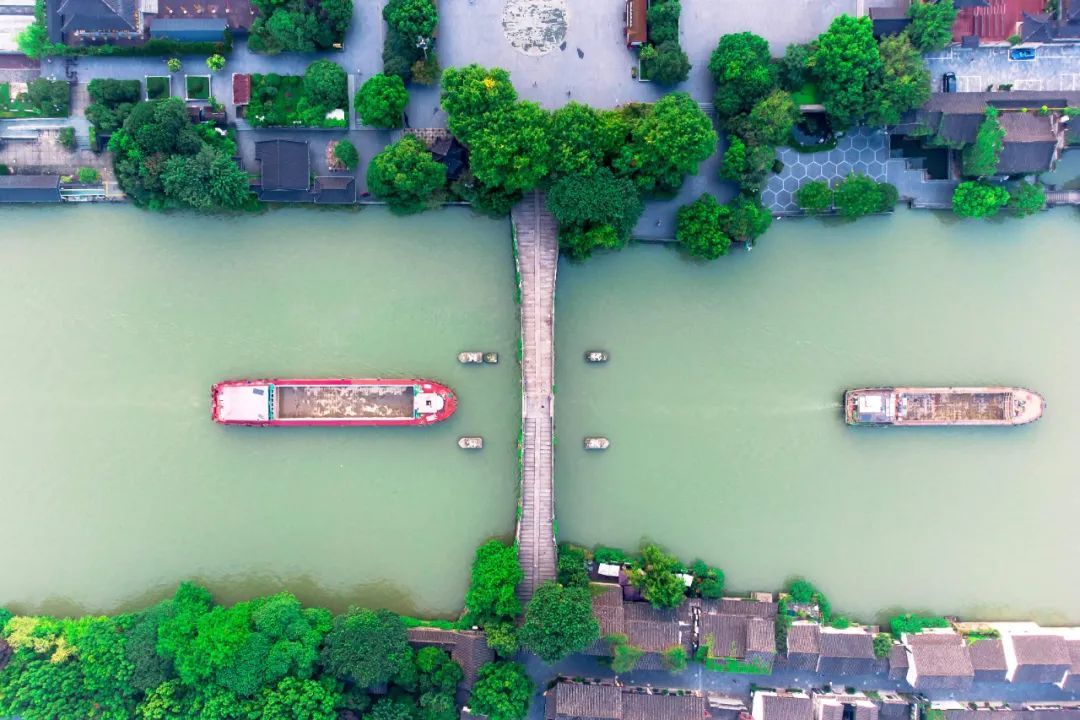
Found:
<box><xmin>468</xmin><ymin>662</ymin><xmax>533</xmax><ymax>720</ymax></box>
<box><xmin>647</xmin><ymin>42</ymin><xmax>691</xmax><ymax>86</ymax></box>
<box><xmin>873</xmin><ymin>633</ymin><xmax>893</xmax><ymax>659</ymax></box>
<box><xmin>366</xmin><ymin>697</ymin><xmax>416</xmax><ymax>720</ymax></box>
<box><xmin>746</xmin><ymin>89</ymin><xmax>800</xmax><ymax>146</ymax></box>
<box><xmin>952</xmin><ymin>181</ymin><xmax>1009</xmax><ymax>218</ymax></box>
<box><xmin>888</xmin><ymin>614</ymin><xmax>951</xmax><ymax>636</ymax></box>
<box><xmin>691</xmin><ymin>560</ymin><xmax>724</xmax><ymax>599</ymax></box>
<box><xmin>440</xmin><ymin>65</ymin><xmax>517</xmax><ymax>142</ymax></box>
<box><xmin>548</xmin><ymin>102</ymin><xmax>608</xmax><ymax>177</ymax></box>
<box><xmin>719</xmin><ymin>195</ymin><xmax>773</xmax><ymax>243</ymax></box>
<box><xmin>464</xmin><ymin>540</ymin><xmax>523</xmax><ymax>625</ymax></box>
<box><xmin>326</xmin><ymin>140</ymin><xmax>357</xmax><ymax>172</ymax></box>
<box><xmin>124</xmin><ymin>603</ymin><xmax>173</xmax><ymax>693</ymax></box>
<box><xmin>167</xmin><ymin>58</ymin><xmax>182</xmax><ymax>72</ymax></box>
<box><xmin>708</xmin><ymin>32</ymin><xmax>777</xmax><ymax>119</ymax></box>
<box><xmin>207</xmin><ymin>54</ymin><xmax>226</xmax><ymax>72</ymax></box>
<box><xmin>1009</xmin><ymin>181</ymin><xmax>1045</xmax><ymax>217</ymax></box>
<box><xmin>161</xmin><ymin>146</ymin><xmax>252</xmax><ymax>211</ymax></box>
<box><xmin>249</xmin><ymin>0</ymin><xmax>353</xmax><ymax>54</ymax></box>
<box><xmin>812</xmin><ymin>15</ymin><xmax>883</xmax><ymax>126</ymax></box>
<box><xmin>320</xmin><ymin>608</ymin><xmax>410</xmax><ymax>689</ymax></box>
<box><xmin>614</xmin><ymin>91</ymin><xmax>717</xmax><ymax>194</ymax></box>
<box><xmin>795</xmin><ymin>180</ymin><xmax>833</xmax><ymax>213</ymax></box>
<box><xmin>546</xmin><ymin>168</ymin><xmax>644</xmax><ymax>259</ymax></box>
<box><xmin>26</xmin><ymin>78</ymin><xmax>70</xmax><ymax>117</ymax></box>
<box><xmin>483</xmin><ymin>621</ymin><xmax>519</xmax><ymax>658</ymax></box>
<box><xmin>872</xmin><ymin>32</ymin><xmax>930</xmax><ymax>126</ymax></box>
<box><xmin>788</xmin><ymin>579</ymin><xmax>816</xmax><ymax>604</ymax></box>
<box><xmin>630</xmin><ymin>544</ymin><xmax>686</xmax><ymax>609</ymax></box>
<box><xmin>646</xmin><ymin>0</ymin><xmax>681</xmax><ymax>45</ymax></box>
<box><xmin>466</xmin><ymin>100</ymin><xmax>552</xmax><ymax>194</ymax></box>
<box><xmin>304</xmin><ymin>60</ymin><xmax>349</xmax><ymax>112</ymax></box>
<box><xmin>833</xmin><ymin>174</ymin><xmax>898</xmax><ymax>218</ymax></box>
<box><xmin>519</xmin><ymin>582</ymin><xmax>600</xmax><ymax>663</ymax></box>
<box><xmin>664</xmin><ymin>645</ymin><xmax>688</xmax><ymax>672</ymax></box>
<box><xmin>718</xmin><ymin>135</ymin><xmax>775</xmax><ymax>194</ymax></box>
<box><xmin>383</xmin><ymin>0</ymin><xmax>439</xmax><ymax>40</ymax></box>
<box><xmin>907</xmin><ymin>0</ymin><xmax>957</xmax><ymax>52</ymax></box>
<box><xmin>58</xmin><ymin>126</ymin><xmax>76</xmax><ymax>150</ymax></box>
<box><xmin>962</xmin><ymin>108</ymin><xmax>1005</xmax><ymax>177</ymax></box>
<box><xmin>258</xmin><ymin>677</ymin><xmax>339</xmax><ymax>720</ymax></box>
<box><xmin>676</xmin><ymin>193</ymin><xmax>731</xmax><ymax>260</ymax></box>
<box><xmin>556</xmin><ymin>545</ymin><xmax>589</xmax><ymax>589</ymax></box>
<box><xmin>608</xmin><ymin>635</ymin><xmax>644</xmax><ymax>672</ymax></box>
<box><xmin>355</xmin><ymin>74</ymin><xmax>409</xmax><ymax>128</ymax></box>
<box><xmin>779</xmin><ymin>43</ymin><xmax>812</xmax><ymax>91</ymax></box>
<box><xmin>366</xmin><ymin>136</ymin><xmax>447</xmax><ymax>213</ymax></box>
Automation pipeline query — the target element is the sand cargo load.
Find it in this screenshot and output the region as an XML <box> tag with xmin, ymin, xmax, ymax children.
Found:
<box><xmin>212</xmin><ymin>378</ymin><xmax>457</xmax><ymax>426</ymax></box>
<box><xmin>845</xmin><ymin>387</ymin><xmax>1044</xmax><ymax>426</ymax></box>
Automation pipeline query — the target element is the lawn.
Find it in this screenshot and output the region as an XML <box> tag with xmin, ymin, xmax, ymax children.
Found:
<box><xmin>703</xmin><ymin>657</ymin><xmax>772</xmax><ymax>674</ymax></box>
<box><xmin>146</xmin><ymin>76</ymin><xmax>170</xmax><ymax>100</ymax></box>
<box><xmin>185</xmin><ymin>75</ymin><xmax>211</xmax><ymax>101</ymax></box>
<box><xmin>791</xmin><ymin>82</ymin><xmax>821</xmax><ymax>106</ymax></box>
<box><xmin>246</xmin><ymin>71</ymin><xmax>348</xmax><ymax>129</ymax></box>
<box><xmin>0</xmin><ymin>81</ymin><xmax>61</xmax><ymax>119</ymax></box>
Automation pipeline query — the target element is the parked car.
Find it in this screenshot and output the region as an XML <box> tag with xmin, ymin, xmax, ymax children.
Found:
<box><xmin>942</xmin><ymin>72</ymin><xmax>956</xmax><ymax>92</ymax></box>
<box><xmin>1010</xmin><ymin>47</ymin><xmax>1036</xmax><ymax>60</ymax></box>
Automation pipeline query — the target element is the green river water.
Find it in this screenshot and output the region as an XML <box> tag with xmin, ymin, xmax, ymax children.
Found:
<box><xmin>1</xmin><ymin>204</ymin><xmax>1078</xmax><ymax>622</ymax></box>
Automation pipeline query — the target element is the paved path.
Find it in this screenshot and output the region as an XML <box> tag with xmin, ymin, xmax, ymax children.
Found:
<box><xmin>512</xmin><ymin>191</ymin><xmax>558</xmax><ymax>604</ymax></box>
<box><xmin>1046</xmin><ymin>189</ymin><xmax>1080</xmax><ymax>205</ymax></box>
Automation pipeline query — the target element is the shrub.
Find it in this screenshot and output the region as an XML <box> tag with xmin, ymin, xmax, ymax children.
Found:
<box><xmin>167</xmin><ymin>58</ymin><xmax>181</xmax><ymax>72</ymax></box>
<box><xmin>1008</xmin><ymin>180</ymin><xmax>1045</xmax><ymax>216</ymax></box>
<box><xmin>676</xmin><ymin>193</ymin><xmax>731</xmax><ymax>260</ymax></box>
<box><xmin>58</xmin><ymin>126</ymin><xmax>76</xmax><ymax>150</ymax></box>
<box><xmin>795</xmin><ymin>180</ymin><xmax>833</xmax><ymax>213</ymax></box>
<box><xmin>206</xmin><ymin>54</ymin><xmax>226</xmax><ymax>72</ymax></box>
<box><xmin>664</xmin><ymin>645</ymin><xmax>688</xmax><ymax>673</ymax></box>
<box><xmin>645</xmin><ymin>41</ymin><xmax>691</xmax><ymax>86</ymax></box>
<box><xmin>907</xmin><ymin>0</ymin><xmax>957</xmax><ymax>51</ymax></box>
<box><xmin>962</xmin><ymin>108</ymin><xmax>1005</xmax><ymax>177</ymax></box>
<box><xmin>833</xmin><ymin>174</ymin><xmax>898</xmax><ymax>217</ymax></box>
<box><xmin>608</xmin><ymin>635</ymin><xmax>645</xmax><ymax>673</ymax></box>
<box><xmin>411</xmin><ymin>55</ymin><xmax>441</xmax><ymax>85</ymax></box>
<box><xmin>873</xmin><ymin>633</ymin><xmax>893</xmax><ymax>658</ymax></box>
<box><xmin>594</xmin><ymin>546</ymin><xmax>632</xmax><ymax>565</ymax></box>
<box><xmin>355</xmin><ymin>73</ymin><xmax>409</xmax><ymax>128</ymax></box>
<box><xmin>889</xmin><ymin>614</ymin><xmax>951</xmax><ymax>636</ymax></box>
<box><xmin>77</xmin><ymin>167</ymin><xmax>99</xmax><ymax>184</ymax></box>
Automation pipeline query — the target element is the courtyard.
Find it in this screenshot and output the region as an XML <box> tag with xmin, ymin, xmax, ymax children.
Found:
<box><xmin>925</xmin><ymin>45</ymin><xmax>1080</xmax><ymax>93</ymax></box>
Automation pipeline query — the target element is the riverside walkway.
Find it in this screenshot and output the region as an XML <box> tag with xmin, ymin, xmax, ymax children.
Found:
<box><xmin>512</xmin><ymin>191</ymin><xmax>558</xmax><ymax>604</ymax></box>
<box><xmin>1046</xmin><ymin>189</ymin><xmax>1080</xmax><ymax>206</ymax></box>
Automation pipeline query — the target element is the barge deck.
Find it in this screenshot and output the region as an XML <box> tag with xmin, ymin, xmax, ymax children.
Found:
<box><xmin>846</xmin><ymin>386</ymin><xmax>1044</xmax><ymax>426</ymax></box>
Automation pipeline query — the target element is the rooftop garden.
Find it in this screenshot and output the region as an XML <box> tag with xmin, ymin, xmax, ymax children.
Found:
<box><xmin>246</xmin><ymin>61</ymin><xmax>348</xmax><ymax>129</ymax></box>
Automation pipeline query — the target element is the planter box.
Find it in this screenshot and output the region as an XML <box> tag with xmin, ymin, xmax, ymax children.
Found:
<box><xmin>185</xmin><ymin>74</ymin><xmax>212</xmax><ymax>101</ymax></box>
<box><xmin>145</xmin><ymin>75</ymin><xmax>171</xmax><ymax>100</ymax></box>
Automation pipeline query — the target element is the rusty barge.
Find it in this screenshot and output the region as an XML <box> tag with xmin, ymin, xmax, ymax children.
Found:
<box><xmin>845</xmin><ymin>387</ymin><xmax>1044</xmax><ymax>426</ymax></box>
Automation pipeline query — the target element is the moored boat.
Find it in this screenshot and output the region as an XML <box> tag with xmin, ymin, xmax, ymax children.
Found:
<box><xmin>584</xmin><ymin>437</ymin><xmax>610</xmax><ymax>450</ymax></box>
<box><xmin>212</xmin><ymin>378</ymin><xmax>457</xmax><ymax>426</ymax></box>
<box><xmin>845</xmin><ymin>386</ymin><xmax>1044</xmax><ymax>426</ymax></box>
<box><xmin>585</xmin><ymin>351</ymin><xmax>609</xmax><ymax>363</ymax></box>
<box><xmin>458</xmin><ymin>436</ymin><xmax>483</xmax><ymax>449</ymax></box>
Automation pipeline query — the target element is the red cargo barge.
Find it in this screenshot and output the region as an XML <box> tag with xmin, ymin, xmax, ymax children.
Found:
<box><xmin>211</xmin><ymin>378</ymin><xmax>457</xmax><ymax>427</ymax></box>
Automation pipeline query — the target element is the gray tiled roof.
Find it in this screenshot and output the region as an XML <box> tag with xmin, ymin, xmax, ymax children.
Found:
<box><xmin>547</xmin><ymin>682</ymin><xmax>706</xmax><ymax>720</ymax></box>
<box><xmin>761</xmin><ymin>695</ymin><xmax>812</xmax><ymax>720</ymax></box>
<box><xmin>623</xmin><ymin>692</ymin><xmax>706</xmax><ymax>720</ymax></box>
<box><xmin>1013</xmin><ymin>634</ymin><xmax>1072</xmax><ymax>666</ymax></box>
<box><xmin>820</xmin><ymin>630</ymin><xmax>875</xmax><ymax>659</ymax></box>
<box><xmin>819</xmin><ymin>701</ymin><xmax>844</xmax><ymax>720</ymax></box>
<box><xmin>406</xmin><ymin>628</ymin><xmax>494</xmax><ymax>688</ymax></box>
<box><xmin>967</xmin><ymin>638</ymin><xmax>1007</xmax><ymax>672</ymax></box>
<box><xmin>625</xmin><ymin>603</ymin><xmax>680</xmax><ymax>653</ymax></box>
<box><xmin>552</xmin><ymin>683</ymin><xmax>622</xmax><ymax>719</ymax></box>
<box><xmin>1067</xmin><ymin>639</ymin><xmax>1080</xmax><ymax>672</ymax></box>
<box><xmin>717</xmin><ymin>598</ymin><xmax>778</xmax><ymax>618</ymax></box>
<box><xmin>58</xmin><ymin>0</ymin><xmax>137</xmax><ymax>33</ymax></box>
<box><xmin>748</xmin><ymin>617</ymin><xmax>776</xmax><ymax>654</ymax></box>
<box><xmin>909</xmin><ymin>635</ymin><xmax>975</xmax><ymax>679</ymax></box>
<box><xmin>788</xmin><ymin>623</ymin><xmax>821</xmax><ymax>655</ymax></box>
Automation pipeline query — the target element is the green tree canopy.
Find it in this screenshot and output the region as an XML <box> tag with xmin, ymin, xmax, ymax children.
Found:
<box><xmin>1009</xmin><ymin>180</ymin><xmax>1045</xmax><ymax>217</ymax></box>
<box><xmin>467</xmin><ymin>100</ymin><xmax>552</xmax><ymax>194</ymax></box>
<box><xmin>440</xmin><ymin>65</ymin><xmax>518</xmax><ymax>142</ymax></box>
<box><xmin>257</xmin><ymin>677</ymin><xmax>339</xmax><ymax>720</ymax></box>
<box><xmin>745</xmin><ymin>89</ymin><xmax>800</xmax><ymax>147</ymax></box>
<box><xmin>676</xmin><ymin>193</ymin><xmax>732</xmax><ymax>260</ymax></box>
<box><xmin>718</xmin><ymin>135</ymin><xmax>776</xmax><ymax>194</ymax></box>
<box><xmin>630</xmin><ymin>544</ymin><xmax>686</xmax><ymax>609</ymax></box>
<box><xmin>468</xmin><ymin>662</ymin><xmax>533</xmax><ymax>720</ymax></box>
<box><xmin>161</xmin><ymin>146</ymin><xmax>252</xmax><ymax>211</ymax></box>
<box><xmin>519</xmin><ymin>582</ymin><xmax>600</xmax><ymax>663</ymax></box>
<box><xmin>383</xmin><ymin>0</ymin><xmax>439</xmax><ymax>39</ymax></box>
<box><xmin>249</xmin><ymin>0</ymin><xmax>353</xmax><ymax>54</ymax></box>
<box><xmin>812</xmin><ymin>15</ymin><xmax>883</xmax><ymax>126</ymax></box>
<box><xmin>333</xmin><ymin>139</ymin><xmax>360</xmax><ymax>170</ymax></box>
<box><xmin>719</xmin><ymin>195</ymin><xmax>773</xmax><ymax>244</ymax></box>
<box><xmin>833</xmin><ymin>174</ymin><xmax>898</xmax><ymax>218</ymax></box>
<box><xmin>779</xmin><ymin>43</ymin><xmax>812</xmax><ymax>91</ymax></box>
<box><xmin>548</xmin><ymin>102</ymin><xmax>611</xmax><ymax>177</ymax></box>
<box><xmin>546</xmin><ymin>168</ymin><xmax>644</xmax><ymax>259</ymax></box>
<box><xmin>608</xmin><ymin>635</ymin><xmax>644</xmax><ymax>673</ymax></box>
<box><xmin>556</xmin><ymin>545</ymin><xmax>590</xmax><ymax>589</ymax></box>
<box><xmin>464</xmin><ymin>540</ymin><xmax>523</xmax><ymax>625</ymax></box>
<box><xmin>207</xmin><ymin>54</ymin><xmax>226</xmax><ymax>72</ymax></box>
<box><xmin>356</xmin><ymin>73</ymin><xmax>409</xmax><ymax>128</ymax></box>
<box><xmin>795</xmin><ymin>179</ymin><xmax>834</xmax><ymax>213</ymax></box>
<box><xmin>690</xmin><ymin>560</ymin><xmax>724</xmax><ymax>599</ymax></box>
<box><xmin>614</xmin><ymin>91</ymin><xmax>717</xmax><ymax>194</ymax></box>
<box><xmin>907</xmin><ymin>0</ymin><xmax>957</xmax><ymax>52</ymax></box>
<box><xmin>303</xmin><ymin>60</ymin><xmax>349</xmax><ymax>112</ymax></box>
<box><xmin>646</xmin><ymin>42</ymin><xmax>691</xmax><ymax>86</ymax></box>
<box><xmin>962</xmin><ymin>108</ymin><xmax>1005</xmax><ymax>177</ymax></box>
<box><xmin>708</xmin><ymin>32</ymin><xmax>777</xmax><ymax>119</ymax></box>
<box><xmin>366</xmin><ymin>135</ymin><xmax>447</xmax><ymax>213</ymax></box>
<box><xmin>320</xmin><ymin>609</ymin><xmax>410</xmax><ymax>689</ymax></box>
<box><xmin>872</xmin><ymin>32</ymin><xmax>931</xmax><ymax>126</ymax></box>
<box><xmin>952</xmin><ymin>181</ymin><xmax>1010</xmax><ymax>218</ymax></box>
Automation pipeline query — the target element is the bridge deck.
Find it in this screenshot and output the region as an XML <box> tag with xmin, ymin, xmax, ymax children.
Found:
<box><xmin>1045</xmin><ymin>190</ymin><xmax>1080</xmax><ymax>206</ymax></box>
<box><xmin>512</xmin><ymin>191</ymin><xmax>558</xmax><ymax>604</ymax></box>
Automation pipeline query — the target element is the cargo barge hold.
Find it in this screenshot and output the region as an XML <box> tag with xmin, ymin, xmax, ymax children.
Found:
<box><xmin>211</xmin><ymin>378</ymin><xmax>456</xmax><ymax>426</ymax></box>
<box><xmin>845</xmin><ymin>386</ymin><xmax>1044</xmax><ymax>426</ymax></box>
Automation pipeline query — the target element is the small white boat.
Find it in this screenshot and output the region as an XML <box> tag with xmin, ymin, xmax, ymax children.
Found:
<box><xmin>584</xmin><ymin>437</ymin><xmax>610</xmax><ymax>450</ymax></box>
<box><xmin>458</xmin><ymin>352</ymin><xmax>484</xmax><ymax>364</ymax></box>
<box><xmin>585</xmin><ymin>351</ymin><xmax>609</xmax><ymax>363</ymax></box>
<box><xmin>483</xmin><ymin>352</ymin><xmax>499</xmax><ymax>364</ymax></box>
<box><xmin>458</xmin><ymin>436</ymin><xmax>483</xmax><ymax>449</ymax></box>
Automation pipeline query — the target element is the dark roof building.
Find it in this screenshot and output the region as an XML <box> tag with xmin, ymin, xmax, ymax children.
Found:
<box><xmin>752</xmin><ymin>691</ymin><xmax>812</xmax><ymax>720</ymax></box>
<box><xmin>786</xmin><ymin>622</ymin><xmax>821</xmax><ymax>672</ymax></box>
<box><xmin>406</xmin><ymin>627</ymin><xmax>494</xmax><ymax>691</ymax></box>
<box><xmin>586</xmin><ymin>583</ymin><xmax>692</xmax><ymax>671</ymax></box>
<box><xmin>1006</xmin><ymin>634</ymin><xmax>1071</xmax><ymax>684</ymax></box>
<box><xmin>700</xmin><ymin>598</ymin><xmax>777</xmax><ymax>672</ymax></box>
<box><xmin>817</xmin><ymin>628</ymin><xmax>879</xmax><ymax>676</ymax></box>
<box><xmin>817</xmin><ymin>696</ymin><xmax>879</xmax><ymax>720</ymax></box>
<box><xmin>0</xmin><ymin>175</ymin><xmax>62</xmax><ymax>203</ymax></box>
<box><xmin>314</xmin><ymin>175</ymin><xmax>356</xmax><ymax>205</ymax></box>
<box><xmin>997</xmin><ymin>112</ymin><xmax>1061</xmax><ymax>175</ymax></box>
<box><xmin>252</xmin><ymin>139</ymin><xmax>356</xmax><ymax>205</ymax></box>
<box><xmin>1060</xmin><ymin>640</ymin><xmax>1080</xmax><ymax>692</ymax></box>
<box><xmin>233</xmin><ymin>73</ymin><xmax>252</xmax><ymax>106</ymax></box>
<box><xmin>430</xmin><ymin>136</ymin><xmax>468</xmax><ymax>181</ymax></box>
<box><xmin>624</xmin><ymin>0</ymin><xmax>646</xmax><ymax>46</ymax></box>
<box><xmin>52</xmin><ymin>0</ymin><xmax>141</xmax><ymax>44</ymax></box>
<box><xmin>969</xmin><ymin>638</ymin><xmax>1008</xmax><ymax>682</ymax></box>
<box><xmin>1021</xmin><ymin>0</ymin><xmax>1080</xmax><ymax>42</ymax></box>
<box><xmin>158</xmin><ymin>0</ymin><xmax>256</xmax><ymax>33</ymax></box>
<box><xmin>888</xmin><ymin>643</ymin><xmax>909</xmax><ymax>680</ymax></box>
<box><xmin>870</xmin><ymin>4</ymin><xmax>913</xmax><ymax>38</ymax></box>
<box><xmin>904</xmin><ymin>632</ymin><xmax>975</xmax><ymax>690</ymax></box>
<box><xmin>148</xmin><ymin>17</ymin><xmax>227</xmax><ymax>42</ymax></box>
<box><xmin>544</xmin><ymin>680</ymin><xmax>706</xmax><ymax>720</ymax></box>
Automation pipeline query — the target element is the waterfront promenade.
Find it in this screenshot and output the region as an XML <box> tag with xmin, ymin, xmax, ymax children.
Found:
<box><xmin>512</xmin><ymin>191</ymin><xmax>558</xmax><ymax>603</ymax></box>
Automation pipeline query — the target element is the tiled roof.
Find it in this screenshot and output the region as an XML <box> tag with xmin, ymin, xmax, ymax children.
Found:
<box><xmin>717</xmin><ymin>598</ymin><xmax>778</xmax><ymax>617</ymax></box>
<box><xmin>406</xmin><ymin>628</ymin><xmax>494</xmax><ymax>688</ymax></box>
<box><xmin>1066</xmin><ymin>639</ymin><xmax>1080</xmax><ymax>672</ymax></box>
<box><xmin>1001</xmin><ymin>112</ymin><xmax>1057</xmax><ymax>143</ymax></box>
<box><xmin>761</xmin><ymin>695</ymin><xmax>812</xmax><ymax>720</ymax></box>
<box><xmin>747</xmin><ymin>617</ymin><xmax>776</xmax><ymax>654</ymax></box>
<box><xmin>547</xmin><ymin>682</ymin><xmax>705</xmax><ymax>720</ymax></box>
<box><xmin>968</xmin><ymin>638</ymin><xmax>1007</xmax><ymax>671</ymax></box>
<box><xmin>255</xmin><ymin>139</ymin><xmax>310</xmax><ymax>192</ymax></box>
<box><xmin>622</xmin><ymin>692</ymin><xmax>706</xmax><ymax>720</ymax></box>
<box><xmin>704</xmin><ymin>613</ymin><xmax>750</xmax><ymax>658</ymax></box>
<box><xmin>788</xmin><ymin>623</ymin><xmax>821</xmax><ymax>655</ymax></box>
<box><xmin>855</xmin><ymin>703</ymin><xmax>880</xmax><ymax>720</ymax></box>
<box><xmin>58</xmin><ymin>0</ymin><xmax>137</xmax><ymax>33</ymax></box>
<box><xmin>553</xmin><ymin>683</ymin><xmax>622</xmax><ymax>719</ymax></box>
<box><xmin>625</xmin><ymin>603</ymin><xmax>680</xmax><ymax>653</ymax></box>
<box><xmin>820</xmin><ymin>630</ymin><xmax>875</xmax><ymax>659</ymax></box>
<box><xmin>232</xmin><ymin>73</ymin><xmax>252</xmax><ymax>105</ymax></box>
<box><xmin>909</xmin><ymin>635</ymin><xmax>974</xmax><ymax>678</ymax></box>
<box><xmin>1012</xmin><ymin>634</ymin><xmax>1071</xmax><ymax>666</ymax></box>
<box><xmin>888</xmin><ymin>644</ymin><xmax>908</xmax><ymax>668</ymax></box>
<box><xmin>819</xmin><ymin>701</ymin><xmax>844</xmax><ymax>720</ymax></box>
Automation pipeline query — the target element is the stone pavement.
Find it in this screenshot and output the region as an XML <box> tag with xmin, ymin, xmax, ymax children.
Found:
<box><xmin>925</xmin><ymin>45</ymin><xmax>1080</xmax><ymax>93</ymax></box>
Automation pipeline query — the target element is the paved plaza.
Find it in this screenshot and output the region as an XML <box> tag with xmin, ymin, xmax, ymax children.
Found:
<box><xmin>925</xmin><ymin>45</ymin><xmax>1080</xmax><ymax>93</ymax></box>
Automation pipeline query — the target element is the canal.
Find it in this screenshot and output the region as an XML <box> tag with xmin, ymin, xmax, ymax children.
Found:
<box><xmin>0</xmin><ymin>205</ymin><xmax>520</xmax><ymax>616</ymax></box>
<box><xmin>556</xmin><ymin>207</ymin><xmax>1080</xmax><ymax>624</ymax></box>
<box><xmin>2</xmin><ymin>203</ymin><xmax>1078</xmax><ymax>623</ymax></box>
